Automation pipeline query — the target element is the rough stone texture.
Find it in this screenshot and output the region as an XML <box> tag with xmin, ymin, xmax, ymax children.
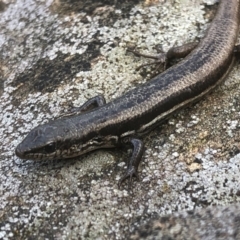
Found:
<box><xmin>0</xmin><ymin>0</ymin><xmax>240</xmax><ymax>239</ymax></box>
<box><xmin>130</xmin><ymin>204</ymin><xmax>240</xmax><ymax>240</ymax></box>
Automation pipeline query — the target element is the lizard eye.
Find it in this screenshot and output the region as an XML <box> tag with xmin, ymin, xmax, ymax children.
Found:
<box><xmin>44</xmin><ymin>143</ymin><xmax>56</xmax><ymax>153</ymax></box>
<box><xmin>93</xmin><ymin>137</ymin><xmax>102</xmax><ymax>143</ymax></box>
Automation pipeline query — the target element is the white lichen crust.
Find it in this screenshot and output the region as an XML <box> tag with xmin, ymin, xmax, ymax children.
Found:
<box><xmin>0</xmin><ymin>0</ymin><xmax>239</xmax><ymax>239</ymax></box>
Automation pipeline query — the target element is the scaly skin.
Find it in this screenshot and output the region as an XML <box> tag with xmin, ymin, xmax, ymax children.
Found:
<box><xmin>16</xmin><ymin>0</ymin><xmax>240</xmax><ymax>184</ymax></box>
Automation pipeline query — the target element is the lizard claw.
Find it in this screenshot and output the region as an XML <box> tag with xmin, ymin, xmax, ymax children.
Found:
<box><xmin>118</xmin><ymin>166</ymin><xmax>139</xmax><ymax>189</ymax></box>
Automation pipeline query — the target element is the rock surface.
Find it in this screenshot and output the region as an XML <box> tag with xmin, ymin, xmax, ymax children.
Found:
<box><xmin>0</xmin><ymin>0</ymin><xmax>239</xmax><ymax>239</ymax></box>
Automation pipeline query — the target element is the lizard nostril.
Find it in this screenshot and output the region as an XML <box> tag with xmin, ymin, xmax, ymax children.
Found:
<box><xmin>15</xmin><ymin>145</ymin><xmax>24</xmax><ymax>158</ymax></box>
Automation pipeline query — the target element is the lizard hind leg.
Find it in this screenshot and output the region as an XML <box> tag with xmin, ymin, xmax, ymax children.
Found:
<box><xmin>127</xmin><ymin>42</ymin><xmax>198</xmax><ymax>71</ymax></box>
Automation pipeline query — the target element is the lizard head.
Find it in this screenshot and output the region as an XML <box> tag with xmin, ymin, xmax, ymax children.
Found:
<box><xmin>15</xmin><ymin>122</ymin><xmax>64</xmax><ymax>160</ymax></box>
<box><xmin>15</xmin><ymin>116</ymin><xmax>119</xmax><ymax>161</ymax></box>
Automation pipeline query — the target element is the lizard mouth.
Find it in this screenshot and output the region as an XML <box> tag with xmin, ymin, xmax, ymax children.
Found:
<box><xmin>15</xmin><ymin>144</ymin><xmax>26</xmax><ymax>159</ymax></box>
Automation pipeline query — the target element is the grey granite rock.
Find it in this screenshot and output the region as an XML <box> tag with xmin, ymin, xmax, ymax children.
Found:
<box><xmin>131</xmin><ymin>204</ymin><xmax>240</xmax><ymax>240</ymax></box>
<box><xmin>0</xmin><ymin>0</ymin><xmax>239</xmax><ymax>239</ymax></box>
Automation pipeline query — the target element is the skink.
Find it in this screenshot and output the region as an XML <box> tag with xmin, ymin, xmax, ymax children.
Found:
<box><xmin>15</xmin><ymin>0</ymin><xmax>240</xmax><ymax>184</ymax></box>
